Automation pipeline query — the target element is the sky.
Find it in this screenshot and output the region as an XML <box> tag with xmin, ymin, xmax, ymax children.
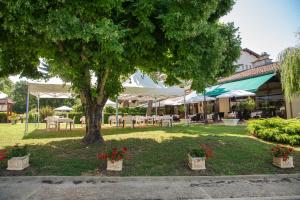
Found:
<box><xmin>221</xmin><ymin>0</ymin><xmax>300</xmax><ymax>60</ymax></box>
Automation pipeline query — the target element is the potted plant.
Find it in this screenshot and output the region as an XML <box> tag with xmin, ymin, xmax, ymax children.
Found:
<box><xmin>97</xmin><ymin>147</ymin><xmax>127</xmax><ymax>171</ymax></box>
<box><xmin>271</xmin><ymin>144</ymin><xmax>294</xmax><ymax>168</ymax></box>
<box><xmin>188</xmin><ymin>144</ymin><xmax>213</xmax><ymax>170</ymax></box>
<box><xmin>7</xmin><ymin>145</ymin><xmax>30</xmax><ymax>170</ymax></box>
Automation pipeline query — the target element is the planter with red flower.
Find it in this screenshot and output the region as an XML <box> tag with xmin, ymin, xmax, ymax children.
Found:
<box><xmin>0</xmin><ymin>145</ymin><xmax>30</xmax><ymax>171</ymax></box>
<box><xmin>188</xmin><ymin>144</ymin><xmax>213</xmax><ymax>170</ymax></box>
<box><xmin>97</xmin><ymin>147</ymin><xmax>127</xmax><ymax>171</ymax></box>
<box><xmin>271</xmin><ymin>144</ymin><xmax>294</xmax><ymax>169</ymax></box>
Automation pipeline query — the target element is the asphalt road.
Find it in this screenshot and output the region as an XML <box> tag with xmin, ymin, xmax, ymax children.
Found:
<box><xmin>0</xmin><ymin>174</ymin><xmax>300</xmax><ymax>200</ymax></box>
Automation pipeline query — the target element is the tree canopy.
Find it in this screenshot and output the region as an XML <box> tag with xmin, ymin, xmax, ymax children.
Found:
<box><xmin>0</xmin><ymin>0</ymin><xmax>241</xmax><ymax>143</ymax></box>
<box><xmin>279</xmin><ymin>44</ymin><xmax>300</xmax><ymax>100</ymax></box>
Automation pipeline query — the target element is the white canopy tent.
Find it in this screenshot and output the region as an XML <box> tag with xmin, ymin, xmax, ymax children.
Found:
<box><xmin>0</xmin><ymin>91</ymin><xmax>8</xmax><ymax>99</ymax></box>
<box><xmin>116</xmin><ymin>70</ymin><xmax>185</xmax><ymax>126</ymax></box>
<box><xmin>216</xmin><ymin>90</ymin><xmax>255</xmax><ymax>98</ymax></box>
<box><xmin>105</xmin><ymin>99</ymin><xmax>117</xmax><ymax>108</ymax></box>
<box><xmin>25</xmin><ymin>77</ymin><xmax>73</xmax><ymax>133</ymax></box>
<box><xmin>119</xmin><ymin>70</ymin><xmax>184</xmax><ymax>100</ymax></box>
<box><xmin>24</xmin><ymin>71</ymin><xmax>185</xmax><ymax>131</ymax></box>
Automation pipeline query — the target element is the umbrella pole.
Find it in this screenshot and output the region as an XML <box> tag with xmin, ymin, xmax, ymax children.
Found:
<box><xmin>155</xmin><ymin>97</ymin><xmax>157</xmax><ymax>116</ymax></box>
<box><xmin>184</xmin><ymin>93</ymin><xmax>187</xmax><ymax>125</ymax></box>
<box><xmin>25</xmin><ymin>89</ymin><xmax>30</xmax><ymax>134</ymax></box>
<box><xmin>37</xmin><ymin>95</ymin><xmax>40</xmax><ymax>128</ymax></box>
<box><xmin>204</xmin><ymin>92</ymin><xmax>208</xmax><ymax>124</ymax></box>
<box><xmin>116</xmin><ymin>97</ymin><xmax>119</xmax><ymax>127</ymax></box>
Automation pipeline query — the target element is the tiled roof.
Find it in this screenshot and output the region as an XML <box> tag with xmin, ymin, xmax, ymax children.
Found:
<box><xmin>218</xmin><ymin>62</ymin><xmax>280</xmax><ymax>83</ymax></box>
<box><xmin>242</xmin><ymin>48</ymin><xmax>260</xmax><ymax>58</ymax></box>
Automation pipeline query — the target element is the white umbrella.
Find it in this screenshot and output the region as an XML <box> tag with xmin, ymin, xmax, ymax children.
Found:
<box><xmin>176</xmin><ymin>91</ymin><xmax>215</xmax><ymax>104</ymax></box>
<box><xmin>216</xmin><ymin>90</ymin><xmax>256</xmax><ymax>98</ymax></box>
<box><xmin>54</xmin><ymin>106</ymin><xmax>73</xmax><ymax>112</ymax></box>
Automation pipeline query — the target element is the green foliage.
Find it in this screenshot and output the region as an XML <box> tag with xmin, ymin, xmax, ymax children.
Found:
<box><xmin>68</xmin><ymin>112</ymin><xmax>84</xmax><ymax>124</ymax></box>
<box><xmin>104</xmin><ymin>106</ymin><xmax>146</xmax><ymax>116</ymax></box>
<box><xmin>189</xmin><ymin>148</ymin><xmax>206</xmax><ymax>157</ymax></box>
<box><xmin>0</xmin><ymin>113</ymin><xmax>7</xmax><ymax>123</ymax></box>
<box><xmin>0</xmin><ymin>0</ymin><xmax>240</xmax><ymax>96</ymax></box>
<box><xmin>39</xmin><ymin>106</ymin><xmax>54</xmax><ymax>120</ymax></box>
<box><xmin>8</xmin><ymin>145</ymin><xmax>29</xmax><ymax>158</ymax></box>
<box><xmin>0</xmin><ymin>77</ymin><xmax>13</xmax><ymax>95</ymax></box>
<box><xmin>279</xmin><ymin>46</ymin><xmax>300</xmax><ymax>100</ymax></box>
<box><xmin>104</xmin><ymin>106</ymin><xmax>116</xmax><ymax>114</ymax></box>
<box><xmin>0</xmin><ymin>0</ymin><xmax>241</xmax><ymax>141</ymax></box>
<box><xmin>244</xmin><ymin>97</ymin><xmax>256</xmax><ymax>111</ymax></box>
<box><xmin>248</xmin><ymin>117</ymin><xmax>300</xmax><ymax>145</ymax></box>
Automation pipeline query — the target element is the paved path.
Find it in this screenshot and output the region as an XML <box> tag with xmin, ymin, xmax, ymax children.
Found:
<box><xmin>0</xmin><ymin>174</ymin><xmax>300</xmax><ymax>200</ymax></box>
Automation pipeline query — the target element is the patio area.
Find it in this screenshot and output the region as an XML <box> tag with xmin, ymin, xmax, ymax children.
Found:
<box><xmin>0</xmin><ymin>123</ymin><xmax>299</xmax><ymax>176</ymax></box>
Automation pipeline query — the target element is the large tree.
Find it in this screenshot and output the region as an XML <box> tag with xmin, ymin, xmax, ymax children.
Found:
<box><xmin>0</xmin><ymin>0</ymin><xmax>241</xmax><ymax>144</ymax></box>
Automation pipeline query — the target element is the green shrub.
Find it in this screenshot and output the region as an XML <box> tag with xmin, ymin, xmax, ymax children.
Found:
<box><xmin>8</xmin><ymin>145</ymin><xmax>29</xmax><ymax>158</ymax></box>
<box><xmin>0</xmin><ymin>112</ymin><xmax>7</xmax><ymax>123</ymax></box>
<box><xmin>40</xmin><ymin>106</ymin><xmax>54</xmax><ymax>120</ymax></box>
<box><xmin>247</xmin><ymin>117</ymin><xmax>300</xmax><ymax>145</ymax></box>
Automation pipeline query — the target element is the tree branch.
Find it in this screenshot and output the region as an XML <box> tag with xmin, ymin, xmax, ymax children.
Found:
<box><xmin>97</xmin><ymin>69</ymin><xmax>109</xmax><ymax>105</ymax></box>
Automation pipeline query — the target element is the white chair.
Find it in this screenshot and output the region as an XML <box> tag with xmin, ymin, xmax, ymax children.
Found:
<box><xmin>122</xmin><ymin>115</ymin><xmax>134</xmax><ymax>128</ymax></box>
<box><xmin>80</xmin><ymin>116</ymin><xmax>86</xmax><ymax>127</ymax></box>
<box><xmin>45</xmin><ymin>116</ymin><xmax>59</xmax><ymax>130</ymax></box>
<box><xmin>109</xmin><ymin>115</ymin><xmax>123</xmax><ymax>126</ymax></box>
<box><xmin>161</xmin><ymin>115</ymin><xmax>173</xmax><ymax>127</ymax></box>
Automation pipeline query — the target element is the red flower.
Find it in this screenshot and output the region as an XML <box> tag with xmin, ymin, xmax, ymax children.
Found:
<box><xmin>0</xmin><ymin>149</ymin><xmax>7</xmax><ymax>161</ymax></box>
<box><xmin>122</xmin><ymin>147</ymin><xmax>128</xmax><ymax>153</ymax></box>
<box><xmin>117</xmin><ymin>155</ymin><xmax>122</xmax><ymax>161</ymax></box>
<box><xmin>112</xmin><ymin>148</ymin><xmax>117</xmax><ymax>151</ymax></box>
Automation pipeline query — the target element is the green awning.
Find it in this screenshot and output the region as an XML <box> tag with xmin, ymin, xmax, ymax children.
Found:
<box><xmin>206</xmin><ymin>73</ymin><xmax>275</xmax><ymax>97</ymax></box>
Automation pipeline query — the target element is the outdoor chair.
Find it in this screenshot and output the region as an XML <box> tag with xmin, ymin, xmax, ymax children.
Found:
<box><xmin>109</xmin><ymin>115</ymin><xmax>123</xmax><ymax>126</ymax></box>
<box><xmin>134</xmin><ymin>116</ymin><xmax>145</xmax><ymax>125</ymax></box>
<box><xmin>160</xmin><ymin>115</ymin><xmax>173</xmax><ymax>127</ymax></box>
<box><xmin>45</xmin><ymin>116</ymin><xmax>59</xmax><ymax>130</ymax></box>
<box><xmin>144</xmin><ymin>115</ymin><xmax>154</xmax><ymax>125</ymax></box>
<box><xmin>172</xmin><ymin>114</ymin><xmax>180</xmax><ymax>122</ymax></box>
<box><xmin>70</xmin><ymin>116</ymin><xmax>75</xmax><ymax>129</ymax></box>
<box><xmin>122</xmin><ymin>115</ymin><xmax>135</xmax><ymax>128</ymax></box>
<box><xmin>206</xmin><ymin>114</ymin><xmax>214</xmax><ymax>123</ymax></box>
<box><xmin>187</xmin><ymin>114</ymin><xmax>197</xmax><ymax>124</ymax></box>
<box><xmin>80</xmin><ymin>116</ymin><xmax>86</xmax><ymax>127</ymax></box>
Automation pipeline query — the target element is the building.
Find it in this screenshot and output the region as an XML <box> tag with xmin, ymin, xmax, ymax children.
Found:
<box><xmin>0</xmin><ymin>91</ymin><xmax>14</xmax><ymax>117</ymax></box>
<box><xmin>208</xmin><ymin>48</ymin><xmax>300</xmax><ymax>118</ymax></box>
<box><xmin>182</xmin><ymin>48</ymin><xmax>300</xmax><ymax>119</ymax></box>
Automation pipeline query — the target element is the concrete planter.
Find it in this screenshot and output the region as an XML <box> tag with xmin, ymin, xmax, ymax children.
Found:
<box><xmin>223</xmin><ymin>119</ymin><xmax>239</xmax><ymax>126</ymax></box>
<box><xmin>273</xmin><ymin>156</ymin><xmax>294</xmax><ymax>168</ymax></box>
<box><xmin>107</xmin><ymin>159</ymin><xmax>123</xmax><ymax>171</ymax></box>
<box><xmin>188</xmin><ymin>154</ymin><xmax>206</xmax><ymax>170</ymax></box>
<box><xmin>7</xmin><ymin>155</ymin><xmax>30</xmax><ymax>170</ymax></box>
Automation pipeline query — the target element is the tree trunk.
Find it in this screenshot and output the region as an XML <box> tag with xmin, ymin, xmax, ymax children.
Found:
<box><xmin>81</xmin><ymin>102</ymin><xmax>105</xmax><ymax>144</ymax></box>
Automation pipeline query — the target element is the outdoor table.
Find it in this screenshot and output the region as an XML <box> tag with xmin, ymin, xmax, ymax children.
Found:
<box><xmin>57</xmin><ymin>118</ymin><xmax>74</xmax><ymax>130</ymax></box>
<box><xmin>45</xmin><ymin>116</ymin><xmax>74</xmax><ymax>131</ymax></box>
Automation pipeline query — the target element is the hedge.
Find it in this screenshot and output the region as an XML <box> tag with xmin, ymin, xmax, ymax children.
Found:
<box><xmin>0</xmin><ymin>112</ymin><xmax>7</xmax><ymax>123</ymax></box>
<box><xmin>247</xmin><ymin>117</ymin><xmax>300</xmax><ymax>145</ymax></box>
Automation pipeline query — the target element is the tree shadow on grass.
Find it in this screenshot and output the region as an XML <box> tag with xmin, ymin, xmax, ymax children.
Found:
<box><xmin>22</xmin><ymin>124</ymin><xmax>247</xmax><ymax>140</ymax></box>
<box><xmin>3</xmin><ymin>132</ymin><xmax>300</xmax><ymax>176</ymax></box>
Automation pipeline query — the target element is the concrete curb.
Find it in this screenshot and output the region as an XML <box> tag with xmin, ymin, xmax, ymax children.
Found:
<box><xmin>0</xmin><ymin>173</ymin><xmax>299</xmax><ymax>182</ymax></box>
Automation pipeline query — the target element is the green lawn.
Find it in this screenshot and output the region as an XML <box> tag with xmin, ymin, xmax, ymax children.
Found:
<box><xmin>0</xmin><ymin>123</ymin><xmax>299</xmax><ymax>176</ymax></box>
